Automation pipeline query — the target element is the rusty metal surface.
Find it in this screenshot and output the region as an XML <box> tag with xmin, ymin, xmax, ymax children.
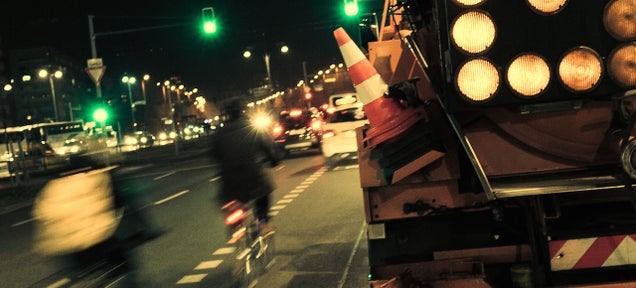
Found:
<box><xmin>486</xmin><ymin>102</ymin><xmax>618</xmax><ymax>163</ymax></box>
<box><xmin>364</xmin><ymin>180</ymin><xmax>490</xmax><ymax>222</ymax></box>
<box><xmin>371</xmin><ymin>258</ymin><xmax>492</xmax><ymax>287</ymax></box>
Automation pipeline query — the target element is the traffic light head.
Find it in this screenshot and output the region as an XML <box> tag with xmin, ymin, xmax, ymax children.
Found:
<box><xmin>419</xmin><ymin>0</ymin><xmax>636</xmax><ymax>112</ymax></box>
<box><xmin>202</xmin><ymin>7</ymin><xmax>217</xmax><ymax>34</ymax></box>
<box><xmin>344</xmin><ymin>0</ymin><xmax>359</xmax><ymax>16</ymax></box>
<box><xmin>93</xmin><ymin>108</ymin><xmax>109</xmax><ymax>123</ymax></box>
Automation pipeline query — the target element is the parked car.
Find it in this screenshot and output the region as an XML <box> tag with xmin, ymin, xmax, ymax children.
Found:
<box><xmin>320</xmin><ymin>102</ymin><xmax>369</xmax><ymax>169</ymax></box>
<box><xmin>272</xmin><ymin>109</ymin><xmax>324</xmax><ymax>157</ymax></box>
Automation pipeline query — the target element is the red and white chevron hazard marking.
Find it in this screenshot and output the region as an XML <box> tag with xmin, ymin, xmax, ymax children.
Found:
<box><xmin>549</xmin><ymin>234</ymin><xmax>636</xmax><ymax>271</ymax></box>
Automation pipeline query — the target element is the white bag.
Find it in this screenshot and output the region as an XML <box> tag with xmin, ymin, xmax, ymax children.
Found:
<box><xmin>32</xmin><ymin>166</ymin><xmax>123</xmax><ymax>255</ymax></box>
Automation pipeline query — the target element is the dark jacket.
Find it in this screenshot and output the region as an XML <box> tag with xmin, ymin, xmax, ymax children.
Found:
<box><xmin>210</xmin><ymin>117</ymin><xmax>278</xmax><ymax>204</ymax></box>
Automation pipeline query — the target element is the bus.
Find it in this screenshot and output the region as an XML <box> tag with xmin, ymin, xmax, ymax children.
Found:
<box><xmin>0</xmin><ymin>121</ymin><xmax>88</xmax><ymax>157</ymax></box>
<box><xmin>30</xmin><ymin>121</ymin><xmax>87</xmax><ymax>156</ymax></box>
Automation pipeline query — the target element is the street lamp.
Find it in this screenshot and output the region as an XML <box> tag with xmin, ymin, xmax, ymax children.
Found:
<box><xmin>121</xmin><ymin>75</ymin><xmax>137</xmax><ymax>130</ymax></box>
<box><xmin>2</xmin><ymin>84</ymin><xmax>12</xmax><ymax>127</ymax></box>
<box><xmin>141</xmin><ymin>74</ymin><xmax>150</xmax><ymax>103</ymax></box>
<box><xmin>243</xmin><ymin>44</ymin><xmax>289</xmax><ymax>92</ymax></box>
<box><xmin>38</xmin><ymin>69</ymin><xmax>63</xmax><ymax>122</ymax></box>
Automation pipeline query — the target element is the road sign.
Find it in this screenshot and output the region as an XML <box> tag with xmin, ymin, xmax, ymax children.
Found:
<box><xmin>87</xmin><ymin>58</ymin><xmax>103</xmax><ymax>68</ymax></box>
<box><xmin>86</xmin><ymin>58</ymin><xmax>106</xmax><ymax>85</ymax></box>
<box><xmin>86</xmin><ymin>66</ymin><xmax>106</xmax><ymax>85</ymax></box>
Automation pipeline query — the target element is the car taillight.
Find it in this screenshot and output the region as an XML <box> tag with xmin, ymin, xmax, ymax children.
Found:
<box><xmin>272</xmin><ymin>124</ymin><xmax>284</xmax><ymax>137</ymax></box>
<box><xmin>225</xmin><ymin>208</ymin><xmax>245</xmax><ymax>225</ymax></box>
<box><xmin>289</xmin><ymin>109</ymin><xmax>303</xmax><ymax>117</ymax></box>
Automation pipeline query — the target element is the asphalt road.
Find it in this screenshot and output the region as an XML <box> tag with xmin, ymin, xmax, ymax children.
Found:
<box><xmin>0</xmin><ymin>138</ymin><xmax>371</xmax><ymax>287</ymax></box>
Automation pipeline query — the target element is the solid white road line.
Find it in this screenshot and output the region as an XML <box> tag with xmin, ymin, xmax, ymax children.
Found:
<box><xmin>337</xmin><ymin>220</ymin><xmax>366</xmax><ymax>288</ymax></box>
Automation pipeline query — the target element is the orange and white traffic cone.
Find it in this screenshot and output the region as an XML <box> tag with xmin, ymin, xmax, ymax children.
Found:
<box><xmin>334</xmin><ymin>27</ymin><xmax>425</xmax><ymax>149</ymax></box>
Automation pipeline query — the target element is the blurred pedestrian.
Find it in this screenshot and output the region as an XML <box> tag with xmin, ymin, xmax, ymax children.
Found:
<box><xmin>32</xmin><ymin>153</ymin><xmax>164</xmax><ymax>286</ymax></box>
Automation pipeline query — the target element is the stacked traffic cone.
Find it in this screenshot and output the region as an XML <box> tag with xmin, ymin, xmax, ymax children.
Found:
<box><xmin>333</xmin><ymin>27</ymin><xmax>426</xmax><ymax>149</ymax></box>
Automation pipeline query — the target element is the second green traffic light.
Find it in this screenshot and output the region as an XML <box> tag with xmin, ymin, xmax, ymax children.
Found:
<box><xmin>344</xmin><ymin>0</ymin><xmax>359</xmax><ymax>16</ymax></box>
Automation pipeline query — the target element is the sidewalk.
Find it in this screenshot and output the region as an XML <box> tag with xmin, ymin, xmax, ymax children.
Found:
<box><xmin>0</xmin><ymin>138</ymin><xmax>212</xmax><ymax>215</ymax></box>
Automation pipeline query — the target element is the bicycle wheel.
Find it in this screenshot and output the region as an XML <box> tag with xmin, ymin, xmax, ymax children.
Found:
<box><xmin>260</xmin><ymin>230</ymin><xmax>276</xmax><ymax>271</ymax></box>
<box><xmin>232</xmin><ymin>246</ymin><xmax>256</xmax><ymax>288</ymax></box>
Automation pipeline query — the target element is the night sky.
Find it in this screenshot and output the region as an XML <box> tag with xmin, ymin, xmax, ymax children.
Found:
<box><xmin>1</xmin><ymin>0</ymin><xmax>383</xmax><ymax>102</ymax></box>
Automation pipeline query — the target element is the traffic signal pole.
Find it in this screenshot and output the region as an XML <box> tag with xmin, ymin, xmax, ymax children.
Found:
<box><xmin>88</xmin><ymin>15</ymin><xmax>102</xmax><ymax>99</ymax></box>
<box><xmin>87</xmin><ymin>15</ymin><xmax>190</xmax><ymax>99</ymax></box>
<box><xmin>87</xmin><ymin>15</ymin><xmax>190</xmax><ymax>156</ymax></box>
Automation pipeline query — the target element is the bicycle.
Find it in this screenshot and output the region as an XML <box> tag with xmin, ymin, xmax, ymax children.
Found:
<box><xmin>222</xmin><ymin>199</ymin><xmax>276</xmax><ymax>287</ymax></box>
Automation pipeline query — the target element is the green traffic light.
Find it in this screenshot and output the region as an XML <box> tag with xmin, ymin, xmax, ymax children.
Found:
<box><xmin>344</xmin><ymin>0</ymin><xmax>359</xmax><ymax>16</ymax></box>
<box><xmin>202</xmin><ymin>7</ymin><xmax>217</xmax><ymax>34</ymax></box>
<box><xmin>93</xmin><ymin>108</ymin><xmax>109</xmax><ymax>122</ymax></box>
<box><xmin>203</xmin><ymin>21</ymin><xmax>217</xmax><ymax>34</ymax></box>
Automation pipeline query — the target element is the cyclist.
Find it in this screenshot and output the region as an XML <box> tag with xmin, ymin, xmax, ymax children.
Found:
<box><xmin>210</xmin><ymin>98</ymin><xmax>280</xmax><ymax>230</ymax></box>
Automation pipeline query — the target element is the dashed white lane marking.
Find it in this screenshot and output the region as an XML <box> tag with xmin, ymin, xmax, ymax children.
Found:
<box><xmin>47</xmin><ymin>277</ymin><xmax>71</xmax><ymax>288</ymax></box>
<box><xmin>12</xmin><ymin>218</ymin><xmax>35</xmax><ymax>227</ymax></box>
<box><xmin>154</xmin><ymin>171</ymin><xmax>176</xmax><ymax>180</ymax></box>
<box><xmin>209</xmin><ymin>176</ymin><xmax>221</xmax><ymax>182</ymax></box>
<box><xmin>154</xmin><ymin>190</ymin><xmax>189</xmax><ymax>205</ymax></box>
<box><xmin>290</xmin><ymin>189</ymin><xmax>304</xmax><ymax>193</ymax></box>
<box><xmin>296</xmin><ymin>185</ymin><xmax>309</xmax><ymax>189</ymax></box>
<box><xmin>213</xmin><ymin>247</ymin><xmax>235</xmax><ymax>255</ymax></box>
<box><xmin>176</xmin><ymin>274</ymin><xmax>207</xmax><ymax>284</ymax></box>
<box><xmin>284</xmin><ymin>194</ymin><xmax>299</xmax><ymax>198</ymax></box>
<box><xmin>269</xmin><ymin>210</ymin><xmax>280</xmax><ymax>216</ymax></box>
<box><xmin>270</xmin><ymin>205</ymin><xmax>287</xmax><ymax>210</ymax></box>
<box><xmin>277</xmin><ymin>199</ymin><xmax>293</xmax><ymax>204</ymax></box>
<box><xmin>195</xmin><ymin>260</ymin><xmax>223</xmax><ymax>270</ymax></box>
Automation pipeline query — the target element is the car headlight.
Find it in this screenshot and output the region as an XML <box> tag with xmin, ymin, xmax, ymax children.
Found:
<box><xmin>252</xmin><ymin>114</ymin><xmax>272</xmax><ymax>130</ymax></box>
<box><xmin>124</xmin><ymin>137</ymin><xmax>138</xmax><ymax>145</ymax></box>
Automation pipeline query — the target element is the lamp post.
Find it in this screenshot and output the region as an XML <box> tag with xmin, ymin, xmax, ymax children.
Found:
<box><xmin>163</xmin><ymin>80</ymin><xmax>179</xmax><ymax>156</ymax></box>
<box><xmin>121</xmin><ymin>75</ymin><xmax>137</xmax><ymax>131</ymax></box>
<box><xmin>38</xmin><ymin>69</ymin><xmax>63</xmax><ymax>122</ymax></box>
<box><xmin>243</xmin><ymin>44</ymin><xmax>289</xmax><ymax>93</ymax></box>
